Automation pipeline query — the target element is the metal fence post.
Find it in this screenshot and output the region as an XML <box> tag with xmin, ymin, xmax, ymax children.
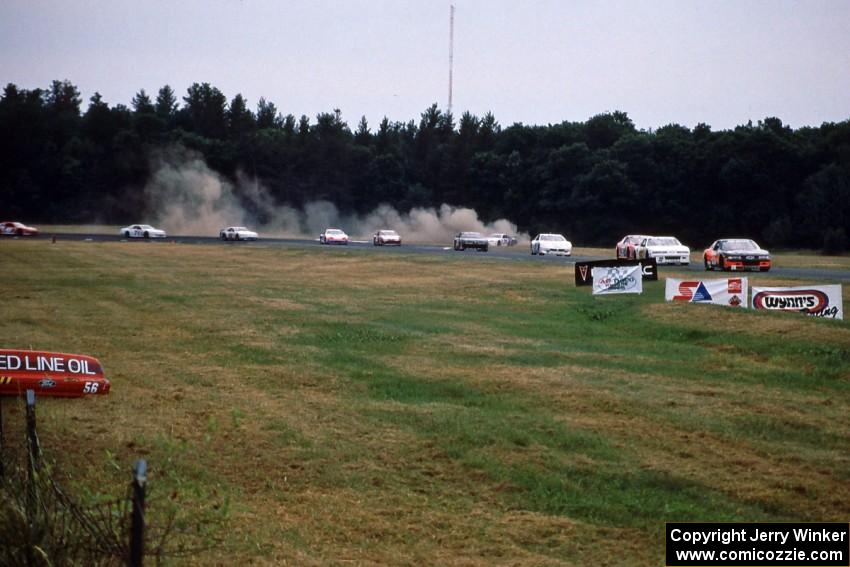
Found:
<box><xmin>26</xmin><ymin>389</ymin><xmax>39</xmax><ymax>471</ymax></box>
<box><xmin>24</xmin><ymin>389</ymin><xmax>39</xmax><ymax>567</ymax></box>
<box><xmin>0</xmin><ymin>397</ymin><xmax>5</xmax><ymax>480</ymax></box>
<box><xmin>130</xmin><ymin>459</ymin><xmax>147</xmax><ymax>567</ymax></box>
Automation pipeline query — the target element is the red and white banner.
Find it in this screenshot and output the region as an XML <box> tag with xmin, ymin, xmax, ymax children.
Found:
<box><xmin>665</xmin><ymin>278</ymin><xmax>748</xmax><ymax>308</ymax></box>
<box><xmin>752</xmin><ymin>285</ymin><xmax>843</xmax><ymax>320</ymax></box>
<box><xmin>0</xmin><ymin>350</ymin><xmax>110</xmax><ymax>397</ymax></box>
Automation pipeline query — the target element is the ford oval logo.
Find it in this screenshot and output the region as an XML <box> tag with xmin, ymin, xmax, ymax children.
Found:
<box><xmin>753</xmin><ymin>290</ymin><xmax>829</xmax><ymax>314</ymax></box>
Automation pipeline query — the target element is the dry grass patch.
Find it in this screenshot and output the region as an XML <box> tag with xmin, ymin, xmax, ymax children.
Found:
<box><xmin>645</xmin><ymin>302</ymin><xmax>850</xmax><ymax>345</ymax></box>
<box><xmin>771</xmin><ymin>252</ymin><xmax>850</xmax><ymax>270</ymax></box>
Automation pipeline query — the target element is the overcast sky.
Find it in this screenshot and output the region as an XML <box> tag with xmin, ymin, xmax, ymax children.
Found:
<box><xmin>1</xmin><ymin>0</ymin><xmax>848</xmax><ymax>131</ymax></box>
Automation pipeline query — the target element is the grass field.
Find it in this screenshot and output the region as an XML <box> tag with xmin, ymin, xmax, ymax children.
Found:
<box><xmin>2</xmin><ymin>240</ymin><xmax>849</xmax><ymax>565</ymax></box>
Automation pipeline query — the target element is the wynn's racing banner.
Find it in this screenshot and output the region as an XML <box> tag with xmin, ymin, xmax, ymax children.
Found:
<box><xmin>665</xmin><ymin>277</ymin><xmax>748</xmax><ymax>308</ymax></box>
<box><xmin>575</xmin><ymin>258</ymin><xmax>657</xmax><ymax>286</ymax></box>
<box><xmin>752</xmin><ymin>285</ymin><xmax>843</xmax><ymax>320</ymax></box>
<box><xmin>592</xmin><ymin>265</ymin><xmax>643</xmax><ymax>295</ymax></box>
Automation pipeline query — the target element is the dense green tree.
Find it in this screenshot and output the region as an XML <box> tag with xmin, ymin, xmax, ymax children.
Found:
<box><xmin>83</xmin><ymin>93</ymin><xmax>115</xmax><ymax>144</ymax></box>
<box><xmin>181</xmin><ymin>82</ymin><xmax>228</xmax><ymax>138</ymax></box>
<box><xmin>227</xmin><ymin>93</ymin><xmax>255</xmax><ymax>139</ymax></box>
<box><xmin>797</xmin><ymin>163</ymin><xmax>850</xmax><ymax>248</ymax></box>
<box><xmin>256</xmin><ymin>97</ymin><xmax>282</xmax><ymax>129</ymax></box>
<box><xmin>155</xmin><ymin>85</ymin><xmax>178</xmax><ymax>121</ymax></box>
<box><xmin>354</xmin><ymin>116</ymin><xmax>371</xmax><ymax>146</ymax></box>
<box><xmin>131</xmin><ymin>89</ymin><xmax>164</xmax><ymax>141</ymax></box>
<box><xmin>584</xmin><ymin>111</ymin><xmax>635</xmax><ymax>150</ymax></box>
<box><xmin>131</xmin><ymin>89</ymin><xmax>155</xmax><ymax>114</ymax></box>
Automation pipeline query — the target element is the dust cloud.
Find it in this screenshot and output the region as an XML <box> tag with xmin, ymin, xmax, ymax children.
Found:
<box><xmin>145</xmin><ymin>147</ymin><xmax>526</xmax><ymax>244</ymax></box>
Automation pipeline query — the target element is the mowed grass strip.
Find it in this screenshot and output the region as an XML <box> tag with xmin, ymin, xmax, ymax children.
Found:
<box><xmin>1</xmin><ymin>240</ymin><xmax>849</xmax><ymax>565</ymax></box>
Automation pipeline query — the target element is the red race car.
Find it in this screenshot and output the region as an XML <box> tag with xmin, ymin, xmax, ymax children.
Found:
<box><xmin>615</xmin><ymin>234</ymin><xmax>648</xmax><ymax>260</ymax></box>
<box><xmin>704</xmin><ymin>239</ymin><xmax>771</xmax><ymax>272</ymax></box>
<box><xmin>0</xmin><ymin>349</ymin><xmax>110</xmax><ymax>398</ymax></box>
<box><xmin>1</xmin><ymin>221</ymin><xmax>39</xmax><ymax>236</ymax></box>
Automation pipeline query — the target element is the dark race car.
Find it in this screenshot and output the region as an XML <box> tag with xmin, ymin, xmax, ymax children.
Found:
<box><xmin>704</xmin><ymin>239</ymin><xmax>771</xmax><ymax>272</ymax></box>
<box><xmin>453</xmin><ymin>232</ymin><xmax>489</xmax><ymax>252</ymax></box>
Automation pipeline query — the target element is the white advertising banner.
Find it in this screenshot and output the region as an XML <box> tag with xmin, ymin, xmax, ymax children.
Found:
<box><xmin>592</xmin><ymin>265</ymin><xmax>643</xmax><ymax>295</ymax></box>
<box><xmin>751</xmin><ymin>285</ymin><xmax>843</xmax><ymax>320</ymax></box>
<box><xmin>665</xmin><ymin>277</ymin><xmax>748</xmax><ymax>308</ymax></box>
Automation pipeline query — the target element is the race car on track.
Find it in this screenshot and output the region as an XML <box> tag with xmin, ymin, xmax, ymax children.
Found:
<box><xmin>373</xmin><ymin>229</ymin><xmax>401</xmax><ymax>246</ymax></box>
<box><xmin>320</xmin><ymin>228</ymin><xmax>349</xmax><ymax>245</ymax></box>
<box><xmin>530</xmin><ymin>234</ymin><xmax>572</xmax><ymax>256</ymax></box>
<box><xmin>635</xmin><ymin>236</ymin><xmax>690</xmax><ymax>265</ymax></box>
<box><xmin>704</xmin><ymin>239</ymin><xmax>771</xmax><ymax>271</ymax></box>
<box><xmin>486</xmin><ymin>233</ymin><xmax>518</xmax><ymax>247</ymax></box>
<box><xmin>120</xmin><ymin>224</ymin><xmax>166</xmax><ymax>239</ymax></box>
<box><xmin>453</xmin><ymin>232</ymin><xmax>489</xmax><ymax>252</ymax></box>
<box><xmin>220</xmin><ymin>226</ymin><xmax>258</xmax><ymax>241</ymax></box>
<box><xmin>615</xmin><ymin>235</ymin><xmax>648</xmax><ymax>260</ymax></box>
<box><xmin>0</xmin><ymin>221</ymin><xmax>39</xmax><ymax>236</ymax></box>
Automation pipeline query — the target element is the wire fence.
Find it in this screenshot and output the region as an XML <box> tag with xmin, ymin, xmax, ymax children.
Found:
<box><xmin>0</xmin><ymin>392</ymin><xmax>224</xmax><ymax>566</ymax></box>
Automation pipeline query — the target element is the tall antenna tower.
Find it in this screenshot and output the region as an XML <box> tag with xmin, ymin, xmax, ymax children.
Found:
<box><xmin>448</xmin><ymin>4</ymin><xmax>455</xmax><ymax>114</ymax></box>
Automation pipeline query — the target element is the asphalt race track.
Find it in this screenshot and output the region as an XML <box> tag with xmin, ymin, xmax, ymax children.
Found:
<box><xmin>14</xmin><ymin>232</ymin><xmax>850</xmax><ymax>283</ymax></box>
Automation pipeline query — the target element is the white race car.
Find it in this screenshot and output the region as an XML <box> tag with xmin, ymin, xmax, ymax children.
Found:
<box><xmin>530</xmin><ymin>234</ymin><xmax>572</xmax><ymax>256</ymax></box>
<box><xmin>320</xmin><ymin>228</ymin><xmax>349</xmax><ymax>245</ymax></box>
<box><xmin>120</xmin><ymin>224</ymin><xmax>166</xmax><ymax>239</ymax></box>
<box><xmin>635</xmin><ymin>236</ymin><xmax>690</xmax><ymax>265</ymax></box>
<box><xmin>220</xmin><ymin>226</ymin><xmax>258</xmax><ymax>241</ymax></box>
<box><xmin>373</xmin><ymin>229</ymin><xmax>401</xmax><ymax>246</ymax></box>
<box><xmin>486</xmin><ymin>233</ymin><xmax>518</xmax><ymax>247</ymax></box>
<box><xmin>1</xmin><ymin>221</ymin><xmax>39</xmax><ymax>236</ymax></box>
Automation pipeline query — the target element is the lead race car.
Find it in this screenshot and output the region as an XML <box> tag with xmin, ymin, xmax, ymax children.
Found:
<box><xmin>704</xmin><ymin>238</ymin><xmax>771</xmax><ymax>271</ymax></box>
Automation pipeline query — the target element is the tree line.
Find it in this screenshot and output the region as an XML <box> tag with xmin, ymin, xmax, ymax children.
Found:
<box><xmin>1</xmin><ymin>80</ymin><xmax>848</xmax><ymax>250</ymax></box>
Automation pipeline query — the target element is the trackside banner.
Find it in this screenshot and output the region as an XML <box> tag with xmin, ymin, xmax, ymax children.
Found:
<box><xmin>665</xmin><ymin>278</ymin><xmax>748</xmax><ymax>308</ymax></box>
<box><xmin>592</xmin><ymin>265</ymin><xmax>643</xmax><ymax>295</ymax></box>
<box><xmin>0</xmin><ymin>349</ymin><xmax>110</xmax><ymax>398</ymax></box>
<box><xmin>575</xmin><ymin>258</ymin><xmax>657</xmax><ymax>286</ymax></box>
<box><xmin>752</xmin><ymin>285</ymin><xmax>843</xmax><ymax>320</ymax></box>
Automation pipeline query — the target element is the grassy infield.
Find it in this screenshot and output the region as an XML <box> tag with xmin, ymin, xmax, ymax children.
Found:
<box><xmin>2</xmin><ymin>239</ymin><xmax>849</xmax><ymax>565</ymax></box>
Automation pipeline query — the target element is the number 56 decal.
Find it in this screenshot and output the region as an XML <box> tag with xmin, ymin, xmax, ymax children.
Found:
<box><xmin>83</xmin><ymin>382</ymin><xmax>99</xmax><ymax>394</ymax></box>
